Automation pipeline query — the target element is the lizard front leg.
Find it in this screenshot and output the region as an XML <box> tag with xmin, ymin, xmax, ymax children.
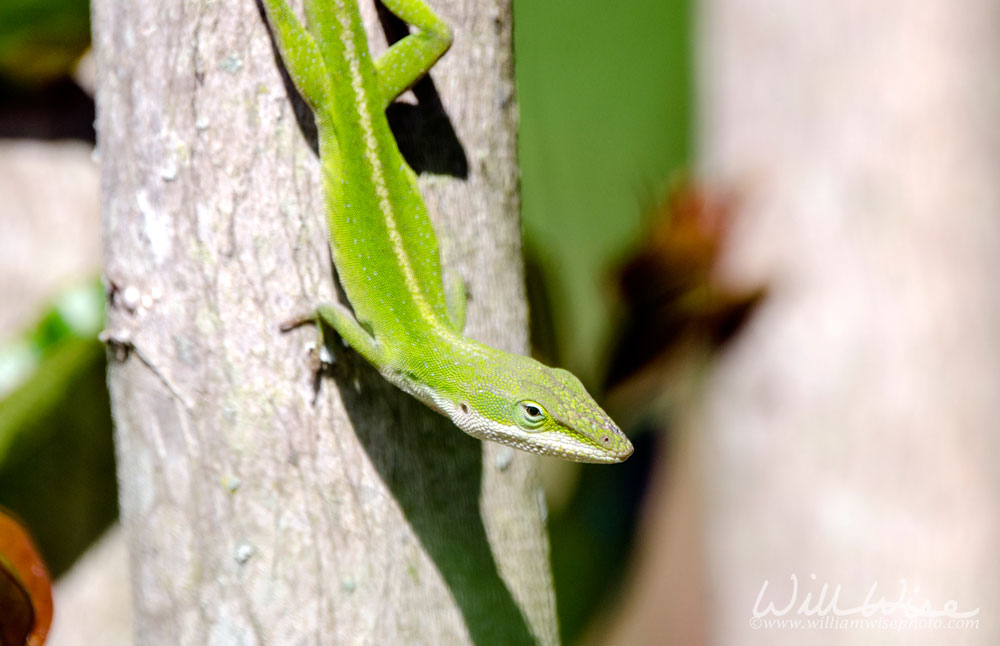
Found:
<box><xmin>281</xmin><ymin>302</ymin><xmax>387</xmax><ymax>368</ymax></box>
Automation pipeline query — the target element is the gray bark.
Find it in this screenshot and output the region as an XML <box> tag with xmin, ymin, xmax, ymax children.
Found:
<box><xmin>697</xmin><ymin>1</ymin><xmax>1000</xmax><ymax>644</ymax></box>
<box><xmin>92</xmin><ymin>0</ymin><xmax>558</xmax><ymax>643</ymax></box>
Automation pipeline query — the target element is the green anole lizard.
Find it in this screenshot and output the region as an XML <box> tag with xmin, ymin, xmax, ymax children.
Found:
<box><xmin>262</xmin><ymin>0</ymin><xmax>632</xmax><ymax>463</ymax></box>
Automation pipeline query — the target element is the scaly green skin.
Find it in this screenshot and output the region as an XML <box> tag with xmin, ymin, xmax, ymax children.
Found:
<box><xmin>264</xmin><ymin>0</ymin><xmax>632</xmax><ymax>463</ymax></box>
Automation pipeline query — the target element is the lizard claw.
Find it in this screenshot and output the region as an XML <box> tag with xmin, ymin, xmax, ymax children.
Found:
<box><xmin>279</xmin><ymin>313</ymin><xmax>316</xmax><ymax>333</ymax></box>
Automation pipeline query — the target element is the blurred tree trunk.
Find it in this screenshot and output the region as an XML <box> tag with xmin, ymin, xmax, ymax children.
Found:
<box><xmin>92</xmin><ymin>0</ymin><xmax>558</xmax><ymax>643</ymax></box>
<box><xmin>695</xmin><ymin>1</ymin><xmax>1000</xmax><ymax>644</ymax></box>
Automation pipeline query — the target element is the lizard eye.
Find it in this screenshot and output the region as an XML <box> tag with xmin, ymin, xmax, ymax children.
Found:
<box><xmin>516</xmin><ymin>401</ymin><xmax>547</xmax><ymax>430</ymax></box>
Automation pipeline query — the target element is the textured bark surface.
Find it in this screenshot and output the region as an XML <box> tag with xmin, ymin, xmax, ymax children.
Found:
<box><xmin>697</xmin><ymin>1</ymin><xmax>1000</xmax><ymax>644</ymax></box>
<box><xmin>93</xmin><ymin>0</ymin><xmax>558</xmax><ymax>643</ymax></box>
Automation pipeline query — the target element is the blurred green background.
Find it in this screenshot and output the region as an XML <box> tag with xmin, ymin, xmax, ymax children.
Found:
<box><xmin>517</xmin><ymin>0</ymin><xmax>691</xmax><ymax>385</ymax></box>
<box><xmin>0</xmin><ymin>0</ymin><xmax>690</xmax><ymax>643</ymax></box>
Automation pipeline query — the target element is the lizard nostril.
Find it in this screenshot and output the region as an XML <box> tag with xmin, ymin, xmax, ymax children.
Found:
<box><xmin>460</xmin><ymin>402</ymin><xmax>469</xmax><ymax>415</ymax></box>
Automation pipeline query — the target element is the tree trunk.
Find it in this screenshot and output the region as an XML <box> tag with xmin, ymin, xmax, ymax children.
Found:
<box><xmin>92</xmin><ymin>0</ymin><xmax>558</xmax><ymax>643</ymax></box>
<box><xmin>697</xmin><ymin>1</ymin><xmax>1000</xmax><ymax>644</ymax></box>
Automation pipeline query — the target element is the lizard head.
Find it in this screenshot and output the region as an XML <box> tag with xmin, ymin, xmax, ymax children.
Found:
<box><xmin>436</xmin><ymin>349</ymin><xmax>633</xmax><ymax>463</ymax></box>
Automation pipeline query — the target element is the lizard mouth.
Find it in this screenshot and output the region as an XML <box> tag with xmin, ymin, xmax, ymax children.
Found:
<box><xmin>530</xmin><ymin>430</ymin><xmax>633</xmax><ymax>464</ymax></box>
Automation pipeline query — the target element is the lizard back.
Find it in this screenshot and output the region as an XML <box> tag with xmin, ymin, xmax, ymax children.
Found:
<box><xmin>311</xmin><ymin>0</ymin><xmax>452</xmax><ymax>342</ymax></box>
